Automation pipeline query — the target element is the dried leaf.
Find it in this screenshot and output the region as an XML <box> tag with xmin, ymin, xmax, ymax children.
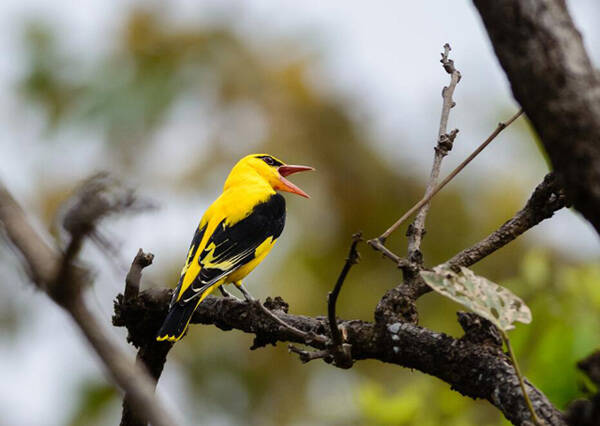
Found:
<box><xmin>420</xmin><ymin>266</ymin><xmax>531</xmax><ymax>331</ymax></box>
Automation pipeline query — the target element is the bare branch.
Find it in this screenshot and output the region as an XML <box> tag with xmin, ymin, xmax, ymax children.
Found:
<box><xmin>0</xmin><ymin>180</ymin><xmax>176</xmax><ymax>426</ymax></box>
<box><xmin>447</xmin><ymin>173</ymin><xmax>567</xmax><ymax>269</ymax></box>
<box><xmin>374</xmin><ymin>109</ymin><xmax>523</xmax><ymax>245</ymax></box>
<box><xmin>325</xmin><ymin>232</ymin><xmax>362</xmax><ymax>368</ymax></box>
<box><xmin>0</xmin><ymin>185</ymin><xmax>59</xmax><ymax>287</ymax></box>
<box><xmin>367</xmin><ymin>238</ymin><xmax>410</xmax><ymax>269</ymax></box>
<box><xmin>120</xmin><ymin>249</ymin><xmax>169</xmax><ymax>426</ymax></box>
<box><xmin>125</xmin><ymin>249</ymin><xmax>155</xmax><ymax>303</ymax></box>
<box><xmin>407</xmin><ymin>43</ymin><xmax>461</xmax><ymax>263</ymax></box>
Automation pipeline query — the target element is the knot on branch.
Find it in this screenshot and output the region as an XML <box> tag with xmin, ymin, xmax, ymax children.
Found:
<box><xmin>436</xmin><ymin>129</ymin><xmax>459</xmax><ymax>157</ymax></box>
<box><xmin>375</xmin><ymin>284</ymin><xmax>419</xmax><ymax>326</ymax></box>
<box><xmin>526</xmin><ymin>172</ymin><xmax>569</xmax><ymax>217</ymax></box>
<box><xmin>263</xmin><ymin>296</ymin><xmax>289</xmax><ymax>313</ymax></box>
<box><xmin>457</xmin><ymin>311</ymin><xmax>503</xmax><ymax>347</ymax></box>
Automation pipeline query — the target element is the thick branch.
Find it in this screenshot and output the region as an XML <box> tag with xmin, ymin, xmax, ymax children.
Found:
<box><xmin>447</xmin><ymin>172</ymin><xmax>567</xmax><ymax>268</ymax></box>
<box><xmin>115</xmin><ymin>291</ymin><xmax>565</xmax><ymax>425</ymax></box>
<box><xmin>473</xmin><ymin>0</ymin><xmax>600</xmax><ymax>234</ymax></box>
<box><xmin>0</xmin><ymin>181</ymin><xmax>176</xmax><ymax>426</ymax></box>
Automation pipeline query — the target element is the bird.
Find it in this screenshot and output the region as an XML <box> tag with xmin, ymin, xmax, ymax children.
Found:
<box><xmin>156</xmin><ymin>153</ymin><xmax>313</xmax><ymax>342</ymax></box>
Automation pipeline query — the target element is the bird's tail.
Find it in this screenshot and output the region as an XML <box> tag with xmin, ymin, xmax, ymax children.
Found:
<box><xmin>156</xmin><ymin>283</ymin><xmax>219</xmax><ymax>342</ymax></box>
<box><xmin>156</xmin><ymin>300</ymin><xmax>200</xmax><ymax>342</ymax></box>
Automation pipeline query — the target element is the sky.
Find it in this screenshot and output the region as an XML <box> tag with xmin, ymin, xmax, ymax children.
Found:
<box><xmin>0</xmin><ymin>1</ymin><xmax>599</xmax><ymax>425</ymax></box>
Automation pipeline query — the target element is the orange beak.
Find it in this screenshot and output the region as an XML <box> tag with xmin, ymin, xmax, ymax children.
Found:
<box><xmin>275</xmin><ymin>165</ymin><xmax>314</xmax><ymax>198</ymax></box>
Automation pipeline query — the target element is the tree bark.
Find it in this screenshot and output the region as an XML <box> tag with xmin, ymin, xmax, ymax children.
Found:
<box><xmin>472</xmin><ymin>0</ymin><xmax>600</xmax><ymax>233</ymax></box>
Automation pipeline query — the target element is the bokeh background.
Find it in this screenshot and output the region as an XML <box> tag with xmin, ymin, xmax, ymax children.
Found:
<box><xmin>1</xmin><ymin>1</ymin><xmax>600</xmax><ymax>425</ymax></box>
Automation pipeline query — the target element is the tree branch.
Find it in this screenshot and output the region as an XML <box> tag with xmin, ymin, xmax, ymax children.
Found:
<box><xmin>447</xmin><ymin>172</ymin><xmax>567</xmax><ymax>269</ymax></box>
<box><xmin>407</xmin><ymin>43</ymin><xmax>461</xmax><ymax>264</ymax></box>
<box><xmin>324</xmin><ymin>232</ymin><xmax>362</xmax><ymax>368</ymax></box>
<box><xmin>472</xmin><ymin>0</ymin><xmax>600</xmax><ymax>235</ymax></box>
<box><xmin>375</xmin><ymin>109</ymin><xmax>523</xmax><ymax>245</ymax></box>
<box><xmin>124</xmin><ymin>249</ymin><xmax>155</xmax><ymax>303</ymax></box>
<box><xmin>0</xmin><ymin>180</ymin><xmax>176</xmax><ymax>426</ymax></box>
<box><xmin>120</xmin><ymin>249</ymin><xmax>171</xmax><ymax>426</ymax></box>
<box><xmin>114</xmin><ymin>290</ymin><xmax>565</xmax><ymax>425</ymax></box>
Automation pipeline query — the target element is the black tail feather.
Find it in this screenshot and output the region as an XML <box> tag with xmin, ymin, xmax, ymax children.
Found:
<box><xmin>156</xmin><ymin>301</ymin><xmax>198</xmax><ymax>342</ymax></box>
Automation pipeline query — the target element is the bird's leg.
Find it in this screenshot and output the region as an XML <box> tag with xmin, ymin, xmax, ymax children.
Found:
<box><xmin>235</xmin><ymin>282</ymin><xmax>256</xmax><ymax>302</ymax></box>
<box><xmin>219</xmin><ymin>284</ymin><xmax>243</xmax><ymax>302</ymax></box>
<box><xmin>219</xmin><ymin>285</ymin><xmax>234</xmax><ymax>298</ymax></box>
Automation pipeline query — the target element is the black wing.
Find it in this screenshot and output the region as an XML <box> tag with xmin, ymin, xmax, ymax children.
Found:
<box><xmin>169</xmin><ymin>223</ymin><xmax>207</xmax><ymax>308</ymax></box>
<box><xmin>177</xmin><ymin>193</ymin><xmax>286</xmax><ymax>304</ymax></box>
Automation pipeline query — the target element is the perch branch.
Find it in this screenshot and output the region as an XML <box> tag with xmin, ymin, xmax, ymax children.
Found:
<box><xmin>114</xmin><ymin>291</ymin><xmax>565</xmax><ymax>425</ymax></box>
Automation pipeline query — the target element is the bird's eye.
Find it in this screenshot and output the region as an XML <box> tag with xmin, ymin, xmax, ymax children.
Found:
<box><xmin>262</xmin><ymin>157</ymin><xmax>275</xmax><ymax>166</ymax></box>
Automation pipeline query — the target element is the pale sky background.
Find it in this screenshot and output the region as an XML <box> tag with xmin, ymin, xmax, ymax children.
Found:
<box><xmin>1</xmin><ymin>1</ymin><xmax>599</xmax><ymax>425</ymax></box>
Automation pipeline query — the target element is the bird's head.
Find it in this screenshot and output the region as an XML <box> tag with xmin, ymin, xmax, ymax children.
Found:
<box><xmin>228</xmin><ymin>154</ymin><xmax>314</xmax><ymax>198</ymax></box>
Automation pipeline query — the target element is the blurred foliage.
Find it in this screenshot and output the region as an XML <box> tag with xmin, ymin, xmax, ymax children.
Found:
<box><xmin>360</xmin><ymin>252</ymin><xmax>600</xmax><ymax>426</ymax></box>
<box><xmin>6</xmin><ymin>6</ymin><xmax>598</xmax><ymax>426</ymax></box>
<box><xmin>67</xmin><ymin>381</ymin><xmax>118</xmax><ymax>426</ymax></box>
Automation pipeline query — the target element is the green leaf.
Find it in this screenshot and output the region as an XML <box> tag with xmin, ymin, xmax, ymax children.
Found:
<box><xmin>420</xmin><ymin>266</ymin><xmax>531</xmax><ymax>331</ymax></box>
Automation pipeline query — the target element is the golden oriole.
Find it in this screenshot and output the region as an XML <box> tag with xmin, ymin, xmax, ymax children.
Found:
<box><xmin>156</xmin><ymin>153</ymin><xmax>313</xmax><ymax>342</ymax></box>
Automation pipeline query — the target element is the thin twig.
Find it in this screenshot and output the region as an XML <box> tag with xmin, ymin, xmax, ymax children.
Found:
<box><xmin>367</xmin><ymin>238</ymin><xmax>410</xmax><ymax>269</ymax></box>
<box><xmin>407</xmin><ymin>43</ymin><xmax>461</xmax><ymax>262</ymax></box>
<box><xmin>328</xmin><ymin>233</ymin><xmax>362</xmax><ymax>347</ymax></box>
<box><xmin>374</xmin><ymin>108</ymin><xmax>523</xmax><ymax>245</ymax></box>
<box><xmin>501</xmin><ymin>331</ymin><xmax>542</xmax><ymax>426</ymax></box>
<box><xmin>325</xmin><ymin>232</ymin><xmax>362</xmax><ymax>368</ymax></box>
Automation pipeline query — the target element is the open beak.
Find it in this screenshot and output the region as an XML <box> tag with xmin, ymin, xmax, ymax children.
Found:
<box><xmin>276</xmin><ymin>165</ymin><xmax>314</xmax><ymax>198</ymax></box>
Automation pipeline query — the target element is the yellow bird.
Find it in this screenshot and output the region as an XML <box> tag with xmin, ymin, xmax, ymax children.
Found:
<box><xmin>156</xmin><ymin>154</ymin><xmax>313</xmax><ymax>342</ymax></box>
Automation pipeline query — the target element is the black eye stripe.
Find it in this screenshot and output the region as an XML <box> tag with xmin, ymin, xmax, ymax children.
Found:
<box><xmin>256</xmin><ymin>155</ymin><xmax>283</xmax><ymax>167</ymax></box>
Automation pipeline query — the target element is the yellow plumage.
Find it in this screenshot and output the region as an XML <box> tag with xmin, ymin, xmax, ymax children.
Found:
<box><xmin>156</xmin><ymin>153</ymin><xmax>312</xmax><ymax>342</ymax></box>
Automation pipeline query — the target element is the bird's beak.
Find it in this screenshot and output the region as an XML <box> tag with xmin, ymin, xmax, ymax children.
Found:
<box><xmin>276</xmin><ymin>165</ymin><xmax>314</xmax><ymax>198</ymax></box>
